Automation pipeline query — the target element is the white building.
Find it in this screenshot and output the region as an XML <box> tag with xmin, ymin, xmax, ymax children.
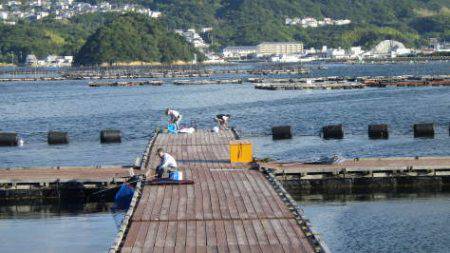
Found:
<box><xmin>327</xmin><ymin>47</ymin><xmax>346</xmax><ymax>59</ymax></box>
<box><xmin>201</xmin><ymin>27</ymin><xmax>213</xmax><ymax>33</ymax></box>
<box><xmin>176</xmin><ymin>28</ymin><xmax>209</xmax><ymax>49</ymax></box>
<box><xmin>256</xmin><ymin>42</ymin><xmax>304</xmax><ymax>56</ymax></box>
<box><xmin>301</xmin><ymin>17</ymin><xmax>318</xmax><ymax>28</ymax></box>
<box><xmin>349</xmin><ymin>46</ymin><xmax>364</xmax><ymax>58</ymax></box>
<box><xmin>222</xmin><ymin>46</ymin><xmax>257</xmax><ymax>58</ymax></box>
<box><xmin>25</xmin><ymin>54</ymin><xmax>38</xmax><ymax>66</ymax></box>
<box><xmin>286</xmin><ymin>17</ymin><xmax>351</xmax><ymax>28</ymax></box>
<box><xmin>304</xmin><ymin>47</ymin><xmax>317</xmax><ymax>55</ymax></box>
<box><xmin>35</xmin><ymin>11</ymin><xmax>49</xmax><ymax>20</ymax></box>
<box><xmin>0</xmin><ymin>11</ymin><xmax>8</xmax><ymax>20</ymax></box>
<box><xmin>368</xmin><ymin>40</ymin><xmax>412</xmax><ymax>58</ymax></box>
<box><xmin>270</xmin><ymin>54</ymin><xmax>302</xmax><ymax>63</ymax></box>
<box><xmin>285</xmin><ymin>17</ymin><xmax>301</xmax><ymax>25</ymax></box>
<box><xmin>335</xmin><ymin>19</ymin><xmax>351</xmax><ymax>26</ymax></box>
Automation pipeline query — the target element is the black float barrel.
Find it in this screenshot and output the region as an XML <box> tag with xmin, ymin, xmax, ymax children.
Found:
<box><xmin>272</xmin><ymin>125</ymin><xmax>292</xmax><ymax>140</ymax></box>
<box><xmin>413</xmin><ymin>123</ymin><xmax>434</xmax><ymax>138</ymax></box>
<box><xmin>100</xmin><ymin>129</ymin><xmax>122</xmax><ymax>143</ymax></box>
<box><xmin>0</xmin><ymin>132</ymin><xmax>19</xmax><ymax>146</ymax></box>
<box><xmin>322</xmin><ymin>124</ymin><xmax>344</xmax><ymax>139</ymax></box>
<box><xmin>48</xmin><ymin>131</ymin><xmax>69</xmax><ymax>145</ymax></box>
<box><xmin>368</xmin><ymin>124</ymin><xmax>389</xmax><ymax>139</ymax></box>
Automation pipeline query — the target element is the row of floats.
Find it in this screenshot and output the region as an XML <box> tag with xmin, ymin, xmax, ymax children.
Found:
<box><xmin>1</xmin><ymin>123</ymin><xmax>447</xmax><ymax>146</ymax></box>
<box><xmin>0</xmin><ymin>129</ymin><xmax>122</xmax><ymax>146</ymax></box>
<box><xmin>272</xmin><ymin>123</ymin><xmax>447</xmax><ymax>140</ymax></box>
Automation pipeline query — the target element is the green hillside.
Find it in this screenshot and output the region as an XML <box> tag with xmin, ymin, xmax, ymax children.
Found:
<box><xmin>74</xmin><ymin>14</ymin><xmax>199</xmax><ymax>65</ymax></box>
<box><xmin>0</xmin><ymin>0</ymin><xmax>448</xmax><ymax>64</ymax></box>
<box><xmin>145</xmin><ymin>0</ymin><xmax>449</xmax><ymax>48</ymax></box>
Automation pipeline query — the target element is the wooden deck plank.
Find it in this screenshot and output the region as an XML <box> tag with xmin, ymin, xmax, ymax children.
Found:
<box><xmin>223</xmin><ymin>171</ymin><xmax>249</xmax><ymax>220</ymax></box>
<box><xmin>199</xmin><ymin>170</ymin><xmax>213</xmax><ymax>220</ymax></box>
<box><xmin>249</xmin><ymin>173</ymin><xmax>285</xmax><ymax>218</ymax></box>
<box><xmin>217</xmin><ymin>170</ymin><xmax>240</xmax><ymax>219</ymax></box>
<box><xmin>164</xmin><ymin>221</ymin><xmax>178</xmax><ymax>248</ymax></box>
<box><xmin>223</xmin><ymin>221</ymin><xmax>239</xmax><ymax>253</ymax></box>
<box><xmin>232</xmin><ymin>220</ymin><xmax>251</xmax><ymax>253</ymax></box>
<box><xmin>159</xmin><ymin>186</ymin><xmax>173</xmax><ymax>220</ymax></box>
<box><xmin>206</xmin><ymin>170</ymin><xmax>222</xmax><ymax>220</ymax></box>
<box><xmin>168</xmin><ymin>186</ymin><xmax>179</xmax><ymax>220</ymax></box>
<box><xmin>142</xmin><ymin>223</ymin><xmax>159</xmax><ymax>252</ymax></box>
<box><xmin>239</xmin><ymin>172</ymin><xmax>266</xmax><ymax>218</ymax></box>
<box><xmin>242</xmin><ymin>220</ymin><xmax>263</xmax><ymax>253</ymax></box>
<box><xmin>196</xmin><ymin>220</ymin><xmax>207</xmax><ymax>252</ymax></box>
<box><xmin>205</xmin><ymin>220</ymin><xmax>217</xmax><ymax>247</ymax></box>
<box><xmin>211</xmin><ymin>171</ymin><xmax>231</xmax><ymax>220</ymax></box>
<box><xmin>230</xmin><ymin>172</ymin><xmax>257</xmax><ymax>219</ymax></box>
<box><xmin>175</xmin><ymin>221</ymin><xmax>186</xmax><ymax>247</ymax></box>
<box><xmin>132</xmin><ymin>221</ymin><xmax>151</xmax><ymax>253</ymax></box>
<box><xmin>154</xmin><ymin>221</ymin><xmax>169</xmax><ymax>248</ymax></box>
<box><xmin>186</xmin><ymin>221</ymin><xmax>196</xmax><ymax>247</ymax></box>
<box><xmin>214</xmin><ymin>220</ymin><xmax>227</xmax><ymax>247</ymax></box>
<box><xmin>177</xmin><ymin>185</ymin><xmax>188</xmax><ymax>220</ymax></box>
<box><xmin>148</xmin><ymin>186</ymin><xmax>166</xmax><ymax>221</ymax></box>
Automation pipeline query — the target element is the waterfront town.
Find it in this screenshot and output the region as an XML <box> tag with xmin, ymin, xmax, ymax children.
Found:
<box><xmin>24</xmin><ymin>37</ymin><xmax>450</xmax><ymax>67</ymax></box>
<box><xmin>0</xmin><ymin>0</ymin><xmax>161</xmax><ymax>24</ymax></box>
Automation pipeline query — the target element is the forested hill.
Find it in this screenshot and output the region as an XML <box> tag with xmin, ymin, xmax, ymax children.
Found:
<box><xmin>73</xmin><ymin>14</ymin><xmax>200</xmax><ymax>65</ymax></box>
<box><xmin>0</xmin><ymin>0</ymin><xmax>448</xmax><ymax>64</ymax></box>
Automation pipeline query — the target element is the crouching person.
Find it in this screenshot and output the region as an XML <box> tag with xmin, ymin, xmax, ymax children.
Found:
<box><xmin>215</xmin><ymin>114</ymin><xmax>231</xmax><ymax>130</ymax></box>
<box><xmin>155</xmin><ymin>148</ymin><xmax>177</xmax><ymax>178</ymax></box>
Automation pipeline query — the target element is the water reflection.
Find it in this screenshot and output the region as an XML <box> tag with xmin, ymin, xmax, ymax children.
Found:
<box><xmin>0</xmin><ymin>200</ymin><xmax>117</xmax><ymax>253</ymax></box>
<box><xmin>299</xmin><ymin>192</ymin><xmax>450</xmax><ymax>253</ymax></box>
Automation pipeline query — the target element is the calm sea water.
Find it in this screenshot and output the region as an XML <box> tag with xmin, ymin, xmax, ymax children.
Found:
<box><xmin>0</xmin><ymin>62</ymin><xmax>449</xmax><ymax>252</ymax></box>
<box><xmin>0</xmin><ymin>202</ymin><xmax>116</xmax><ymax>253</ymax></box>
<box><xmin>300</xmin><ymin>193</ymin><xmax>450</xmax><ymax>253</ymax></box>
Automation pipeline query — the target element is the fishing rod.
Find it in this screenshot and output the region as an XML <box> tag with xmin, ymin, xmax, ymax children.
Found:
<box><xmin>90</xmin><ymin>174</ymin><xmax>157</xmax><ymax>196</ymax></box>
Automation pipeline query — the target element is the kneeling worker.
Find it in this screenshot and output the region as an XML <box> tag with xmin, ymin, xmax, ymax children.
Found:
<box><xmin>152</xmin><ymin>148</ymin><xmax>178</xmax><ymax>179</ymax></box>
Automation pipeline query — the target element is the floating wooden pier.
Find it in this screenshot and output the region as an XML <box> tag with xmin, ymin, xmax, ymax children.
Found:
<box><xmin>259</xmin><ymin>157</ymin><xmax>450</xmax><ymax>193</ymax></box>
<box><xmin>89</xmin><ymin>80</ymin><xmax>163</xmax><ymax>87</ymax></box>
<box><xmin>252</xmin><ymin>75</ymin><xmax>450</xmax><ymax>90</ymax></box>
<box><xmin>260</xmin><ymin>156</ymin><xmax>450</xmax><ymax>176</ymax></box>
<box><xmin>0</xmin><ymin>166</ymin><xmax>133</xmax><ymax>199</ymax></box>
<box><xmin>111</xmin><ymin>130</ymin><xmax>328</xmax><ymax>253</ymax></box>
<box><xmin>173</xmin><ymin>78</ymin><xmax>243</xmax><ymax>85</ymax></box>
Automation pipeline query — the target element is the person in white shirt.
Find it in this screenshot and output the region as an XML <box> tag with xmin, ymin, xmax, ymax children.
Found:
<box><xmin>165</xmin><ymin>108</ymin><xmax>182</xmax><ymax>129</ymax></box>
<box><xmin>153</xmin><ymin>148</ymin><xmax>178</xmax><ymax>178</ymax></box>
<box><xmin>215</xmin><ymin>114</ymin><xmax>231</xmax><ymax>130</ymax></box>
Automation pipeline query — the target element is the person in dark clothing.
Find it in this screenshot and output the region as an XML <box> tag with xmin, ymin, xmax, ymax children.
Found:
<box><xmin>215</xmin><ymin>114</ymin><xmax>231</xmax><ymax>130</ymax></box>
<box><xmin>112</xmin><ymin>176</ymin><xmax>139</xmax><ymax>211</ymax></box>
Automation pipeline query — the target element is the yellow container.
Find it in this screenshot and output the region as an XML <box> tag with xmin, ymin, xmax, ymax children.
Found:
<box><xmin>230</xmin><ymin>140</ymin><xmax>253</xmax><ymax>163</ymax></box>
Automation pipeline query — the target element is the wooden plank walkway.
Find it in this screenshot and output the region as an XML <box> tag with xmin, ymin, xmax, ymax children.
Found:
<box><xmin>260</xmin><ymin>156</ymin><xmax>450</xmax><ymax>175</ymax></box>
<box><xmin>0</xmin><ymin>166</ymin><xmax>131</xmax><ymax>184</ymax></box>
<box><xmin>117</xmin><ymin>130</ymin><xmax>320</xmax><ymax>253</ymax></box>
